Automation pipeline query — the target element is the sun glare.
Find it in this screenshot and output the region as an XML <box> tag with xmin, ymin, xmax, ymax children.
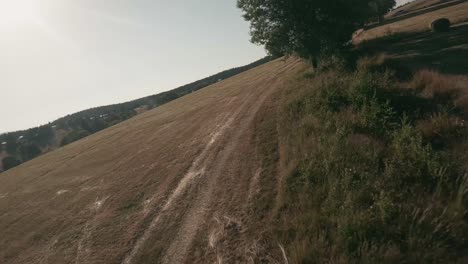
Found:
<box><xmin>0</xmin><ymin>0</ymin><xmax>38</xmax><ymax>30</ymax></box>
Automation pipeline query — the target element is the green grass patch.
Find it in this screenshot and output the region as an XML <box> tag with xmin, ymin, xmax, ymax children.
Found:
<box><xmin>276</xmin><ymin>61</ymin><xmax>468</xmax><ymax>263</ymax></box>
<box><xmin>118</xmin><ymin>191</ymin><xmax>146</xmax><ymax>213</ymax></box>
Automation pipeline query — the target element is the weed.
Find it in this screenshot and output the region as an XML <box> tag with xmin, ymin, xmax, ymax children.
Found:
<box><xmin>276</xmin><ymin>60</ymin><xmax>468</xmax><ymax>263</ymax></box>
<box><xmin>118</xmin><ymin>192</ymin><xmax>145</xmax><ymax>212</ymax></box>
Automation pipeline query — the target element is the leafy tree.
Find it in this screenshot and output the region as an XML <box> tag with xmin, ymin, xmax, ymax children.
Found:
<box><xmin>78</xmin><ymin>117</ymin><xmax>92</xmax><ymax>133</ymax></box>
<box><xmin>36</xmin><ymin>125</ymin><xmax>55</xmax><ymax>145</ymax></box>
<box><xmin>60</xmin><ymin>130</ymin><xmax>91</xmax><ymax>146</ymax></box>
<box><xmin>237</xmin><ymin>0</ymin><xmax>396</xmax><ymax>60</ymax></box>
<box><xmin>2</xmin><ymin>156</ymin><xmax>21</xmax><ymax>171</ymax></box>
<box><xmin>4</xmin><ymin>134</ymin><xmax>18</xmax><ymax>155</ymax></box>
<box><xmin>370</xmin><ymin>0</ymin><xmax>396</xmax><ymax>22</ymax></box>
<box><xmin>26</xmin><ymin>124</ymin><xmax>55</xmax><ymax>147</ymax></box>
<box><xmin>89</xmin><ymin>118</ymin><xmax>108</xmax><ymax>133</ymax></box>
<box><xmin>19</xmin><ymin>143</ymin><xmax>42</xmax><ymax>161</ymax></box>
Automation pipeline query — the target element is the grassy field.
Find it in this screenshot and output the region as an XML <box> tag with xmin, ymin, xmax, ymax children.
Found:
<box><xmin>272</xmin><ymin>57</ymin><xmax>468</xmax><ymax>264</ymax></box>
<box><xmin>0</xmin><ymin>58</ymin><xmax>304</xmax><ymax>264</ymax></box>
<box><xmin>387</xmin><ymin>0</ymin><xmax>455</xmax><ymax>18</ymax></box>
<box><xmin>1</xmin><ymin>1</ymin><xmax>468</xmax><ymax>263</ymax></box>
<box><xmin>355</xmin><ymin>1</ymin><xmax>468</xmax><ymax>42</ymax></box>
<box><xmin>356</xmin><ymin>23</ymin><xmax>468</xmax><ymax>76</ymax></box>
<box><xmin>262</xmin><ymin>2</ymin><xmax>468</xmax><ymax>262</ymax></box>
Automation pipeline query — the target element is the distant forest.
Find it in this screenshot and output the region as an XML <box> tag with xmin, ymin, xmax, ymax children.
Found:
<box><xmin>0</xmin><ymin>56</ymin><xmax>274</xmax><ymax>172</ymax></box>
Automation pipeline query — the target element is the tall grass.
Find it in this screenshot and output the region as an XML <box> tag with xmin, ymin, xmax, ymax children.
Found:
<box><xmin>276</xmin><ymin>60</ymin><xmax>468</xmax><ymax>263</ymax></box>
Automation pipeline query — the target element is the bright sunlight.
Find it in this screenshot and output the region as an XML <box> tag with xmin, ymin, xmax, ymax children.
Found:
<box><xmin>0</xmin><ymin>0</ymin><xmax>38</xmax><ymax>30</ymax></box>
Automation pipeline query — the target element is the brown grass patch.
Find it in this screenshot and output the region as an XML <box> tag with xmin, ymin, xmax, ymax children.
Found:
<box><xmin>275</xmin><ymin>61</ymin><xmax>468</xmax><ymax>263</ymax></box>
<box><xmin>355</xmin><ymin>2</ymin><xmax>468</xmax><ymax>42</ymax></box>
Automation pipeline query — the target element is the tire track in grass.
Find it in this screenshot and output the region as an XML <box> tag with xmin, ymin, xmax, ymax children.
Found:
<box><xmin>121</xmin><ymin>104</ymin><xmax>244</xmax><ymax>264</ymax></box>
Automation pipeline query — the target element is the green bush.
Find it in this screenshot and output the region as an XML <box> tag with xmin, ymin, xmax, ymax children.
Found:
<box><xmin>60</xmin><ymin>130</ymin><xmax>91</xmax><ymax>146</ymax></box>
<box><xmin>431</xmin><ymin>18</ymin><xmax>451</xmax><ymax>33</ymax></box>
<box><xmin>19</xmin><ymin>143</ymin><xmax>42</xmax><ymax>162</ymax></box>
<box><xmin>2</xmin><ymin>156</ymin><xmax>22</xmax><ymax>171</ymax></box>
<box><xmin>277</xmin><ymin>61</ymin><xmax>468</xmax><ymax>263</ymax></box>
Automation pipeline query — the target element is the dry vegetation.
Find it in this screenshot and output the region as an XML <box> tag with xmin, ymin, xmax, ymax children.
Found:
<box><xmin>386</xmin><ymin>0</ymin><xmax>453</xmax><ymax>18</ymax></box>
<box><xmin>355</xmin><ymin>21</ymin><xmax>468</xmax><ymax>77</ymax></box>
<box><xmin>0</xmin><ymin>151</ymin><xmax>6</xmax><ymax>171</ymax></box>
<box><xmin>1</xmin><ymin>2</ymin><xmax>468</xmax><ymax>263</ymax></box>
<box><xmin>240</xmin><ymin>9</ymin><xmax>468</xmax><ymax>261</ymax></box>
<box><xmin>355</xmin><ymin>1</ymin><xmax>468</xmax><ymax>42</ymax></box>
<box><xmin>0</xmin><ymin>58</ymin><xmax>304</xmax><ymax>264</ymax></box>
<box><xmin>272</xmin><ymin>58</ymin><xmax>468</xmax><ymax>263</ymax></box>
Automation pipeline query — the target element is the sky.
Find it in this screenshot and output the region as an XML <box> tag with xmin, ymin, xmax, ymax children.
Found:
<box><xmin>397</xmin><ymin>0</ymin><xmax>414</xmax><ymax>6</ymax></box>
<box><xmin>0</xmin><ymin>0</ymin><xmax>416</xmax><ymax>133</ymax></box>
<box><xmin>0</xmin><ymin>0</ymin><xmax>266</xmax><ymax>133</ymax></box>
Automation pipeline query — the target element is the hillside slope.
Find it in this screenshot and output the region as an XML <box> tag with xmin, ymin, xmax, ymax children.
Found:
<box><xmin>0</xmin><ymin>58</ymin><xmax>304</xmax><ymax>264</ymax></box>
<box><xmin>387</xmin><ymin>0</ymin><xmax>453</xmax><ymax>18</ymax></box>
<box><xmin>355</xmin><ymin>1</ymin><xmax>468</xmax><ymax>42</ymax></box>
<box><xmin>0</xmin><ymin>56</ymin><xmax>273</xmax><ymax>172</ymax></box>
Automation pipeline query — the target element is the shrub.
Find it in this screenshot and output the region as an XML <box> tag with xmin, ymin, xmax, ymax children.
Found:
<box><xmin>2</xmin><ymin>156</ymin><xmax>22</xmax><ymax>171</ymax></box>
<box><xmin>60</xmin><ymin>130</ymin><xmax>91</xmax><ymax>146</ymax></box>
<box><xmin>410</xmin><ymin>69</ymin><xmax>459</xmax><ymax>99</ymax></box>
<box><xmin>276</xmin><ymin>60</ymin><xmax>468</xmax><ymax>263</ymax></box>
<box><xmin>430</xmin><ymin>18</ymin><xmax>451</xmax><ymax>33</ymax></box>
<box><xmin>19</xmin><ymin>143</ymin><xmax>42</xmax><ymax>162</ymax></box>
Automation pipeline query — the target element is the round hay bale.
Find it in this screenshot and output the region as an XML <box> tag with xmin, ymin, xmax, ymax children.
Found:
<box><xmin>430</xmin><ymin>18</ymin><xmax>451</xmax><ymax>32</ymax></box>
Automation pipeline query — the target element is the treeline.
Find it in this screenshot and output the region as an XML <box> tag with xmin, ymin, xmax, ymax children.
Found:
<box><xmin>0</xmin><ymin>56</ymin><xmax>274</xmax><ymax>172</ymax></box>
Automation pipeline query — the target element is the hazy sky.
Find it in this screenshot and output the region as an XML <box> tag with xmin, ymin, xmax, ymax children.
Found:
<box><xmin>0</xmin><ymin>0</ymin><xmax>415</xmax><ymax>133</ymax></box>
<box><xmin>0</xmin><ymin>0</ymin><xmax>266</xmax><ymax>133</ymax></box>
<box><xmin>397</xmin><ymin>0</ymin><xmax>414</xmax><ymax>6</ymax></box>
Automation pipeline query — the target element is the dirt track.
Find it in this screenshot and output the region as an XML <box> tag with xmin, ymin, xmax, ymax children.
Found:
<box><xmin>0</xmin><ymin>58</ymin><xmax>304</xmax><ymax>264</ymax></box>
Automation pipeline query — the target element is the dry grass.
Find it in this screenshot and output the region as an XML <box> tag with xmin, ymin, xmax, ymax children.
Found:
<box><xmin>409</xmin><ymin>69</ymin><xmax>463</xmax><ymax>107</ymax></box>
<box><xmin>355</xmin><ymin>20</ymin><xmax>468</xmax><ymax>76</ymax></box>
<box><xmin>0</xmin><ymin>58</ymin><xmax>305</xmax><ymax>264</ymax></box>
<box><xmin>411</xmin><ymin>69</ymin><xmax>460</xmax><ymax>96</ymax></box>
<box><xmin>387</xmin><ymin>0</ymin><xmax>452</xmax><ymax>18</ymax></box>
<box><xmin>355</xmin><ymin>2</ymin><xmax>468</xmax><ymax>42</ymax></box>
<box><xmin>409</xmin><ymin>70</ymin><xmax>468</xmax><ymax>148</ymax></box>
<box><xmin>275</xmin><ymin>60</ymin><xmax>468</xmax><ymax>263</ymax></box>
<box><xmin>410</xmin><ymin>69</ymin><xmax>468</xmax><ymax>111</ymax></box>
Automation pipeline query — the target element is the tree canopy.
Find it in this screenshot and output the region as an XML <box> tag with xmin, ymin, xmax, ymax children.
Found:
<box><xmin>238</xmin><ymin>0</ymin><xmax>395</xmax><ymax>59</ymax></box>
<box><xmin>2</xmin><ymin>156</ymin><xmax>21</xmax><ymax>171</ymax></box>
